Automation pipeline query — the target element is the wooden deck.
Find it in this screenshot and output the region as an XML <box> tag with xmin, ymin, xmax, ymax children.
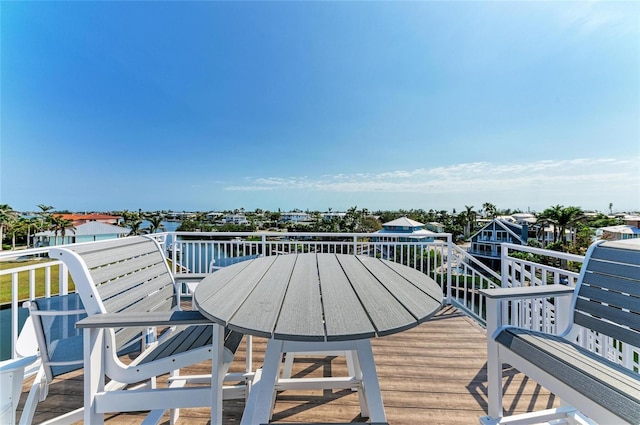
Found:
<box><xmin>18</xmin><ymin>306</ymin><xmax>558</xmax><ymax>424</ymax></box>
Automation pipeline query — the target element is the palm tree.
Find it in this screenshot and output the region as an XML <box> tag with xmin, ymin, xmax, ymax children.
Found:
<box><xmin>482</xmin><ymin>202</ymin><xmax>497</xmax><ymax>219</ymax></box>
<box><xmin>0</xmin><ymin>204</ymin><xmax>18</xmax><ymax>250</ymax></box>
<box><xmin>537</xmin><ymin>205</ymin><xmax>562</xmax><ymax>244</ymax></box>
<box><xmin>538</xmin><ymin>205</ymin><xmax>583</xmax><ymax>248</ymax></box>
<box><xmin>463</xmin><ymin>205</ymin><xmax>476</xmax><ymax>238</ymax></box>
<box><xmin>556</xmin><ymin>206</ymin><xmax>584</xmax><ymax>247</ymax></box>
<box><xmin>145</xmin><ymin>213</ymin><xmax>166</xmax><ymax>234</ymax></box>
<box><xmin>49</xmin><ymin>215</ymin><xmax>75</xmax><ymax>245</ymax></box>
<box><xmin>36</xmin><ymin>204</ymin><xmax>55</xmax><ymax>232</ymax></box>
<box><xmin>23</xmin><ymin>216</ymin><xmax>39</xmax><ymax>248</ymax></box>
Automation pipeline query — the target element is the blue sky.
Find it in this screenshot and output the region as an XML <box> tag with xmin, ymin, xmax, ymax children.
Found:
<box><xmin>2</xmin><ymin>1</ymin><xmax>639</xmax><ymax>213</ymax></box>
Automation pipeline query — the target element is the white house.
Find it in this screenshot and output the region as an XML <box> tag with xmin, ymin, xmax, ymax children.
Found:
<box><xmin>34</xmin><ymin>222</ymin><xmax>130</xmax><ymax>246</ymax></box>
<box><xmin>374</xmin><ymin>217</ymin><xmax>435</xmax><ymax>242</ymax></box>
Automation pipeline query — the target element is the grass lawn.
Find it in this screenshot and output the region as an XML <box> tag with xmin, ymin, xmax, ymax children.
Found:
<box><xmin>0</xmin><ymin>259</ymin><xmax>75</xmax><ymax>305</ymax></box>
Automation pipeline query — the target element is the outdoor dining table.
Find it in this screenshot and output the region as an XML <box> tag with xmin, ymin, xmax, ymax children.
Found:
<box><xmin>194</xmin><ymin>252</ymin><xmax>443</xmax><ymax>425</ymax></box>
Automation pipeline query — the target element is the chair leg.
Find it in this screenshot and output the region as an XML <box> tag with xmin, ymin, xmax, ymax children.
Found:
<box><xmin>17</xmin><ymin>367</ymin><xmax>45</xmax><ymax>425</ymax></box>
<box><xmin>84</xmin><ymin>328</ymin><xmax>106</xmax><ymax>425</ymax></box>
<box><xmin>486</xmin><ymin>341</ymin><xmax>503</xmax><ymax>419</ymax></box>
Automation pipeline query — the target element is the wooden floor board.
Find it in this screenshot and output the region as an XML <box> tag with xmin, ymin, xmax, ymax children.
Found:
<box><xmin>15</xmin><ymin>306</ymin><xmax>559</xmax><ymax>424</ymax></box>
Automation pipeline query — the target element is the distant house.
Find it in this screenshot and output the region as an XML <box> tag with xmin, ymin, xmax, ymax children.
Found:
<box><xmin>597</xmin><ymin>225</ymin><xmax>640</xmax><ymax>241</ymax></box>
<box><xmin>468</xmin><ymin>218</ymin><xmax>529</xmax><ymax>270</ymax></box>
<box><xmin>321</xmin><ymin>212</ymin><xmax>346</xmax><ymax>221</ymax></box>
<box><xmin>221</xmin><ymin>214</ymin><xmax>249</xmax><ymax>225</ymax></box>
<box><xmin>56</xmin><ymin>213</ymin><xmax>121</xmax><ymax>226</ymax></box>
<box><xmin>425</xmin><ymin>222</ymin><xmax>445</xmax><ymax>233</ymax></box>
<box><xmin>280</xmin><ymin>212</ymin><xmax>312</xmax><ymax>223</ymax></box>
<box><xmin>34</xmin><ymin>222</ymin><xmax>130</xmax><ymax>246</ymax></box>
<box><xmin>622</xmin><ymin>215</ymin><xmax>640</xmax><ymax>228</ymax></box>
<box><xmin>374</xmin><ymin>217</ymin><xmax>435</xmax><ymax>243</ymax></box>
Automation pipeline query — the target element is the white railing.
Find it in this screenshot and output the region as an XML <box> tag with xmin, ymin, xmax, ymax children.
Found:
<box><xmin>2</xmin><ymin>232</ymin><xmax>637</xmax><ymax>374</ymax></box>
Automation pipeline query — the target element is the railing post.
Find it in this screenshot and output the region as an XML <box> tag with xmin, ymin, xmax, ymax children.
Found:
<box><xmin>446</xmin><ymin>235</ymin><xmax>452</xmax><ymax>304</ymax></box>
<box><xmin>12</xmin><ymin>273</ymin><xmax>19</xmax><ymax>358</ymax></box>
<box><xmin>59</xmin><ymin>262</ymin><xmax>69</xmax><ymax>295</ymax></box>
<box><xmin>500</xmin><ymin>244</ymin><xmax>510</xmax><ymax>325</ymax></box>
<box><xmin>352</xmin><ymin>235</ymin><xmax>358</xmax><ymax>256</ymax></box>
<box><xmin>500</xmin><ymin>243</ymin><xmax>509</xmax><ymax>288</ymax></box>
<box><xmin>261</xmin><ymin>234</ymin><xmax>267</xmax><ymax>256</ymax></box>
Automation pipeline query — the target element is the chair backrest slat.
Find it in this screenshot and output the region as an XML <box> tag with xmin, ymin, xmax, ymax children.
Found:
<box><xmin>103</xmin><ymin>283</ymin><xmax>175</xmax><ymax>314</ymax></box>
<box><xmin>97</xmin><ymin>263</ymin><xmax>173</xmax><ymax>302</ymax></box>
<box><xmin>590</xmin><ymin>243</ymin><xmax>640</xmax><ymax>264</ymax></box>
<box><xmin>578</xmin><ymin>285</ymin><xmax>640</xmax><ymax>313</ymax></box>
<box><xmin>574</xmin><ymin>240</ymin><xmax>640</xmax><ymax>347</ymax></box>
<box><xmin>574</xmin><ymin>311</ymin><xmax>640</xmax><ymax>348</ymax></box>
<box><xmin>581</xmin><ymin>272</ymin><xmax>640</xmax><ymax>297</ymax></box>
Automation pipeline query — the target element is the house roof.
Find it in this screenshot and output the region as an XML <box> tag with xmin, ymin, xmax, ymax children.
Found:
<box><xmin>599</xmin><ymin>225</ymin><xmax>640</xmax><ymax>235</ymax></box>
<box><xmin>36</xmin><ymin>221</ymin><xmax>130</xmax><ymax>237</ymax></box>
<box><xmin>55</xmin><ymin>213</ymin><xmax>120</xmax><ymax>221</ymax></box>
<box><xmin>376</xmin><ymin>228</ymin><xmax>435</xmax><ymax>236</ymax></box>
<box><xmin>383</xmin><ymin>217</ymin><xmax>424</xmax><ymax>227</ymax></box>
<box><xmin>469</xmin><ymin>218</ymin><xmax>525</xmax><ymax>242</ymax></box>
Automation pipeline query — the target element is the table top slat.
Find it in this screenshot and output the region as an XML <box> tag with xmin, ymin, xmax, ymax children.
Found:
<box><xmin>318</xmin><ymin>254</ymin><xmax>376</xmax><ymax>341</ymax></box>
<box><xmin>194</xmin><ymin>256</ymin><xmax>278</xmax><ymax>326</ymax></box>
<box><xmin>273</xmin><ymin>254</ymin><xmax>325</xmax><ymax>341</ymax></box>
<box><xmin>225</xmin><ymin>254</ymin><xmax>298</xmax><ymax>338</ymax></box>
<box><xmin>360</xmin><ymin>256</ymin><xmax>443</xmax><ymax>324</ymax></box>
<box><xmin>337</xmin><ymin>256</ymin><xmax>417</xmax><ymax>337</ymax></box>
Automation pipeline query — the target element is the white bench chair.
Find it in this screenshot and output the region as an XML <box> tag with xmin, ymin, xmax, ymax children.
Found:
<box><xmin>49</xmin><ymin>236</ymin><xmax>250</xmax><ymax>424</ymax></box>
<box><xmin>480</xmin><ymin>239</ymin><xmax>640</xmax><ymax>424</ymax></box>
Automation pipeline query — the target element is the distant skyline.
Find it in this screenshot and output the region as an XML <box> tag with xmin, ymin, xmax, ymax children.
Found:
<box><xmin>2</xmin><ymin>1</ymin><xmax>639</xmax><ymax>213</ymax></box>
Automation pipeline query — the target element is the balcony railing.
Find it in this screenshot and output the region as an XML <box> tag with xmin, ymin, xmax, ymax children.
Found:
<box><xmin>1</xmin><ymin>232</ymin><xmax>638</xmax><ymax>375</ymax></box>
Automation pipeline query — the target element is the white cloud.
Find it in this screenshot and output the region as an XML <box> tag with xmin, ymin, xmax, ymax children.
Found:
<box><xmin>224</xmin><ymin>157</ymin><xmax>639</xmax><ymax>198</ymax></box>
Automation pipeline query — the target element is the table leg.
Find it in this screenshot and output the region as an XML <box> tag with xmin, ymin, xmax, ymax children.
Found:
<box><xmin>210</xmin><ymin>324</ymin><xmax>225</xmax><ymax>425</ymax></box>
<box><xmin>241</xmin><ymin>339</ymin><xmax>283</xmax><ymax>425</ymax></box>
<box><xmin>355</xmin><ymin>339</ymin><xmax>386</xmax><ymax>422</ymax></box>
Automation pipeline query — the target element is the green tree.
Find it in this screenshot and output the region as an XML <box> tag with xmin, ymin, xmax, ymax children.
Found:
<box><xmin>482</xmin><ymin>202</ymin><xmax>497</xmax><ymax>218</ymax></box>
<box><xmin>49</xmin><ymin>215</ymin><xmax>76</xmax><ymax>245</ymax></box>
<box><xmin>144</xmin><ymin>213</ymin><xmax>166</xmax><ymax>234</ymax></box>
<box><xmin>463</xmin><ymin>205</ymin><xmax>476</xmax><ymax>238</ymax></box>
<box><xmin>0</xmin><ymin>204</ymin><xmax>18</xmax><ymax>250</ymax></box>
<box><xmin>36</xmin><ymin>204</ymin><xmax>55</xmax><ymax>231</ymax></box>
<box><xmin>538</xmin><ymin>205</ymin><xmax>584</xmax><ymax>249</ymax></box>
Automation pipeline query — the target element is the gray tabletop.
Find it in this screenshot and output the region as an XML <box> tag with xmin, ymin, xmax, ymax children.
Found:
<box><xmin>193</xmin><ymin>253</ymin><xmax>443</xmax><ymax>342</ymax></box>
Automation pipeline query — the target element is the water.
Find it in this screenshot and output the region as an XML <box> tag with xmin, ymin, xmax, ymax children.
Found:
<box><xmin>0</xmin><ymin>307</ymin><xmax>29</xmax><ymax>360</ymax></box>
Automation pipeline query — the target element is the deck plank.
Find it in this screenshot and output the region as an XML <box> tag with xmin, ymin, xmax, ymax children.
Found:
<box><xmin>16</xmin><ymin>306</ymin><xmax>559</xmax><ymax>424</ymax></box>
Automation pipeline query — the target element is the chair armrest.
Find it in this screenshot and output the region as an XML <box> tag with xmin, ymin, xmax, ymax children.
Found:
<box><xmin>480</xmin><ymin>284</ymin><xmax>575</xmax><ymax>300</ymax></box>
<box><xmin>0</xmin><ymin>355</ymin><xmax>39</xmax><ymax>372</ymax></box>
<box><xmin>173</xmin><ymin>273</ymin><xmax>210</xmax><ymax>282</ymax></box>
<box><xmin>76</xmin><ymin>310</ymin><xmax>212</xmax><ymax>329</ymax></box>
<box><xmin>481</xmin><ymin>285</ymin><xmax>576</xmax><ymax>338</ymax></box>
